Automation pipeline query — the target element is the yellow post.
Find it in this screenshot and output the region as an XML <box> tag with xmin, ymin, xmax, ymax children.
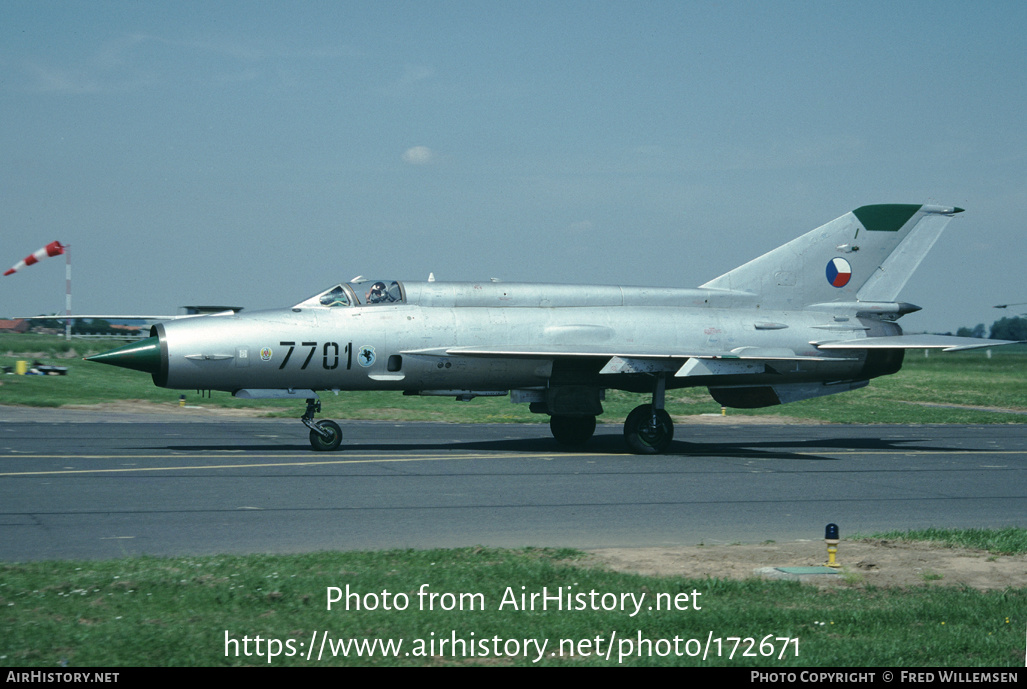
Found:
<box><xmin>15</xmin><ymin>360</ymin><xmax>28</xmax><ymax>375</ymax></box>
<box><xmin>826</xmin><ymin>542</ymin><xmax>839</xmax><ymax>568</ymax></box>
<box><xmin>825</xmin><ymin>523</ymin><xmax>840</xmax><ymax>568</ymax></box>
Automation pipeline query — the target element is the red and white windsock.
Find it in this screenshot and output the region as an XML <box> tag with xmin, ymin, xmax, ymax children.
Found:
<box><xmin>4</xmin><ymin>241</ymin><xmax>66</xmax><ymax>276</ymax></box>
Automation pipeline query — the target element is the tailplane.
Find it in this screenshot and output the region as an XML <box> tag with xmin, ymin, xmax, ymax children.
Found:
<box><xmin>700</xmin><ymin>204</ymin><xmax>964</xmax><ymax>308</ymax></box>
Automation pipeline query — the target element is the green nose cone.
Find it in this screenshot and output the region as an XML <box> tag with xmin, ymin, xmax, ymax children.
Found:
<box><xmin>85</xmin><ymin>335</ymin><xmax>162</xmax><ymax>374</ymax></box>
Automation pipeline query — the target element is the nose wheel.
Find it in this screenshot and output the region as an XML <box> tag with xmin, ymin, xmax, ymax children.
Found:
<box><xmin>301</xmin><ymin>398</ymin><xmax>342</xmax><ymax>451</ymax></box>
<box><xmin>309</xmin><ymin>419</ymin><xmax>342</xmax><ymax>451</ymax></box>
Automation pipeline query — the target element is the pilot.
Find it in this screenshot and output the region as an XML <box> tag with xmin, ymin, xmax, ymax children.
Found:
<box><xmin>366</xmin><ymin>281</ymin><xmax>389</xmax><ymax>304</ymax></box>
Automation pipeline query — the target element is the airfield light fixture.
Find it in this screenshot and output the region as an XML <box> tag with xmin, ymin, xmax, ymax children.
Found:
<box><xmin>825</xmin><ymin>523</ymin><xmax>840</xmax><ymax>568</ymax></box>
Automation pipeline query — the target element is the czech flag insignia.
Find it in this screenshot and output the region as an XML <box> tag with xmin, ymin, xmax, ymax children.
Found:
<box><xmin>826</xmin><ymin>257</ymin><xmax>852</xmax><ymax>287</ymax></box>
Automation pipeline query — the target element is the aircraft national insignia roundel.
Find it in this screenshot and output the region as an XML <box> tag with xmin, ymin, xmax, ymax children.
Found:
<box><xmin>825</xmin><ymin>257</ymin><xmax>852</xmax><ymax>287</ymax></box>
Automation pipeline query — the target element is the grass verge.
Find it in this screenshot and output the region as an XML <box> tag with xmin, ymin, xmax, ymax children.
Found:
<box><xmin>1</xmin><ymin>536</ymin><xmax>1024</xmax><ymax>667</ymax></box>
<box><xmin>858</xmin><ymin>528</ymin><xmax>1027</xmax><ymax>556</ymax></box>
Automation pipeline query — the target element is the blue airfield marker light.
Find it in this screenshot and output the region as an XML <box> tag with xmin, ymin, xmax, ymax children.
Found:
<box><xmin>825</xmin><ymin>523</ymin><xmax>840</xmax><ymax>568</ymax></box>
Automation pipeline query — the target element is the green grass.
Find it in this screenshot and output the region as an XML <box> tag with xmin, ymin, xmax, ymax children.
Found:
<box><xmin>859</xmin><ymin>528</ymin><xmax>1027</xmax><ymax>556</ymax></box>
<box><xmin>4</xmin><ymin>336</ymin><xmax>1025</xmax><ymax>424</ymax></box>
<box><xmin>1</xmin><ymin>545</ymin><xmax>1023</xmax><ymax>667</ymax></box>
<box><xmin>0</xmin><ymin>332</ymin><xmax>103</xmax><ymax>358</ymax></box>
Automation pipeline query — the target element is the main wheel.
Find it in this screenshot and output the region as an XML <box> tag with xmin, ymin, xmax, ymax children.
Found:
<box><xmin>550</xmin><ymin>415</ymin><xmax>596</xmax><ymax>447</ymax></box>
<box><xmin>309</xmin><ymin>420</ymin><xmax>342</xmax><ymax>451</ymax></box>
<box><xmin>624</xmin><ymin>404</ymin><xmax>673</xmax><ymax>454</ymax></box>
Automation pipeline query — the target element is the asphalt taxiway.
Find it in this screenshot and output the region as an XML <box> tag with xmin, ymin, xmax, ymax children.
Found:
<box><xmin>1</xmin><ymin>406</ymin><xmax>1024</xmax><ymax>560</ymax></box>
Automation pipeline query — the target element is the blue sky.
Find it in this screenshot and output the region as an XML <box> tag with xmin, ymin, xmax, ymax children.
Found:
<box><xmin>2</xmin><ymin>1</ymin><xmax>1025</xmax><ymax>333</ymax></box>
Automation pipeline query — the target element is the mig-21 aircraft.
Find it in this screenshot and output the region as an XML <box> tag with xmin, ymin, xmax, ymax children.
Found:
<box><xmin>86</xmin><ymin>204</ymin><xmax>1014</xmax><ymax>454</ymax></box>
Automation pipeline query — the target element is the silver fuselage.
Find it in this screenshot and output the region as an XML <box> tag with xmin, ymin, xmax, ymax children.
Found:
<box><xmin>149</xmin><ymin>282</ymin><xmax>900</xmax><ymax>396</ymax></box>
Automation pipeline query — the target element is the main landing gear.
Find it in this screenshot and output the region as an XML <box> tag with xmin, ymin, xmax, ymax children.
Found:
<box><xmin>547</xmin><ymin>374</ymin><xmax>676</xmax><ymax>454</ymax></box>
<box><xmin>550</xmin><ymin>414</ymin><xmax>597</xmax><ymax>447</ymax></box>
<box><xmin>623</xmin><ymin>373</ymin><xmax>674</xmax><ymax>454</ymax></box>
<box><xmin>302</xmin><ymin>398</ymin><xmax>342</xmax><ymax>451</ymax></box>
<box><xmin>623</xmin><ymin>404</ymin><xmax>673</xmax><ymax>454</ymax></box>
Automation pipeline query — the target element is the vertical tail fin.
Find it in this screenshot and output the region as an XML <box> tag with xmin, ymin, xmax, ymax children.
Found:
<box><xmin>699</xmin><ymin>204</ymin><xmax>963</xmax><ymax>307</ymax></box>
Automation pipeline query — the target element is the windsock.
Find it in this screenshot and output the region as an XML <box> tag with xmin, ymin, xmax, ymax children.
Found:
<box><xmin>4</xmin><ymin>241</ymin><xmax>66</xmax><ymax>276</ymax></box>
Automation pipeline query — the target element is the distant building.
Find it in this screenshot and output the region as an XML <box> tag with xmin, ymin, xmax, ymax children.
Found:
<box><xmin>109</xmin><ymin>323</ymin><xmax>144</xmax><ymax>337</ymax></box>
<box><xmin>0</xmin><ymin>319</ymin><xmax>29</xmax><ymax>334</ymax></box>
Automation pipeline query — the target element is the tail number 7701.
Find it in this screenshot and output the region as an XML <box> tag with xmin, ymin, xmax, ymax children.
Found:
<box><xmin>279</xmin><ymin>342</ymin><xmax>353</xmax><ymax>370</ymax></box>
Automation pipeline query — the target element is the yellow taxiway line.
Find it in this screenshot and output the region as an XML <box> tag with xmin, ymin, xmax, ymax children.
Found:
<box><xmin>0</xmin><ymin>449</ymin><xmax>1022</xmax><ymax>477</ymax></box>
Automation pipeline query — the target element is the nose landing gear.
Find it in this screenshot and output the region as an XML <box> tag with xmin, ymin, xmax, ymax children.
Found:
<box><xmin>301</xmin><ymin>398</ymin><xmax>342</xmax><ymax>451</ymax></box>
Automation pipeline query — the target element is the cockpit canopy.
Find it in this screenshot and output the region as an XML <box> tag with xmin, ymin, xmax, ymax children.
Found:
<box><xmin>295</xmin><ymin>280</ymin><xmax>404</xmax><ymax>309</ymax></box>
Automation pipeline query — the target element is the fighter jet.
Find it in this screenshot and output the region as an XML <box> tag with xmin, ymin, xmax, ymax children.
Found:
<box><xmin>86</xmin><ymin>204</ymin><xmax>1014</xmax><ymax>453</ymax></box>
